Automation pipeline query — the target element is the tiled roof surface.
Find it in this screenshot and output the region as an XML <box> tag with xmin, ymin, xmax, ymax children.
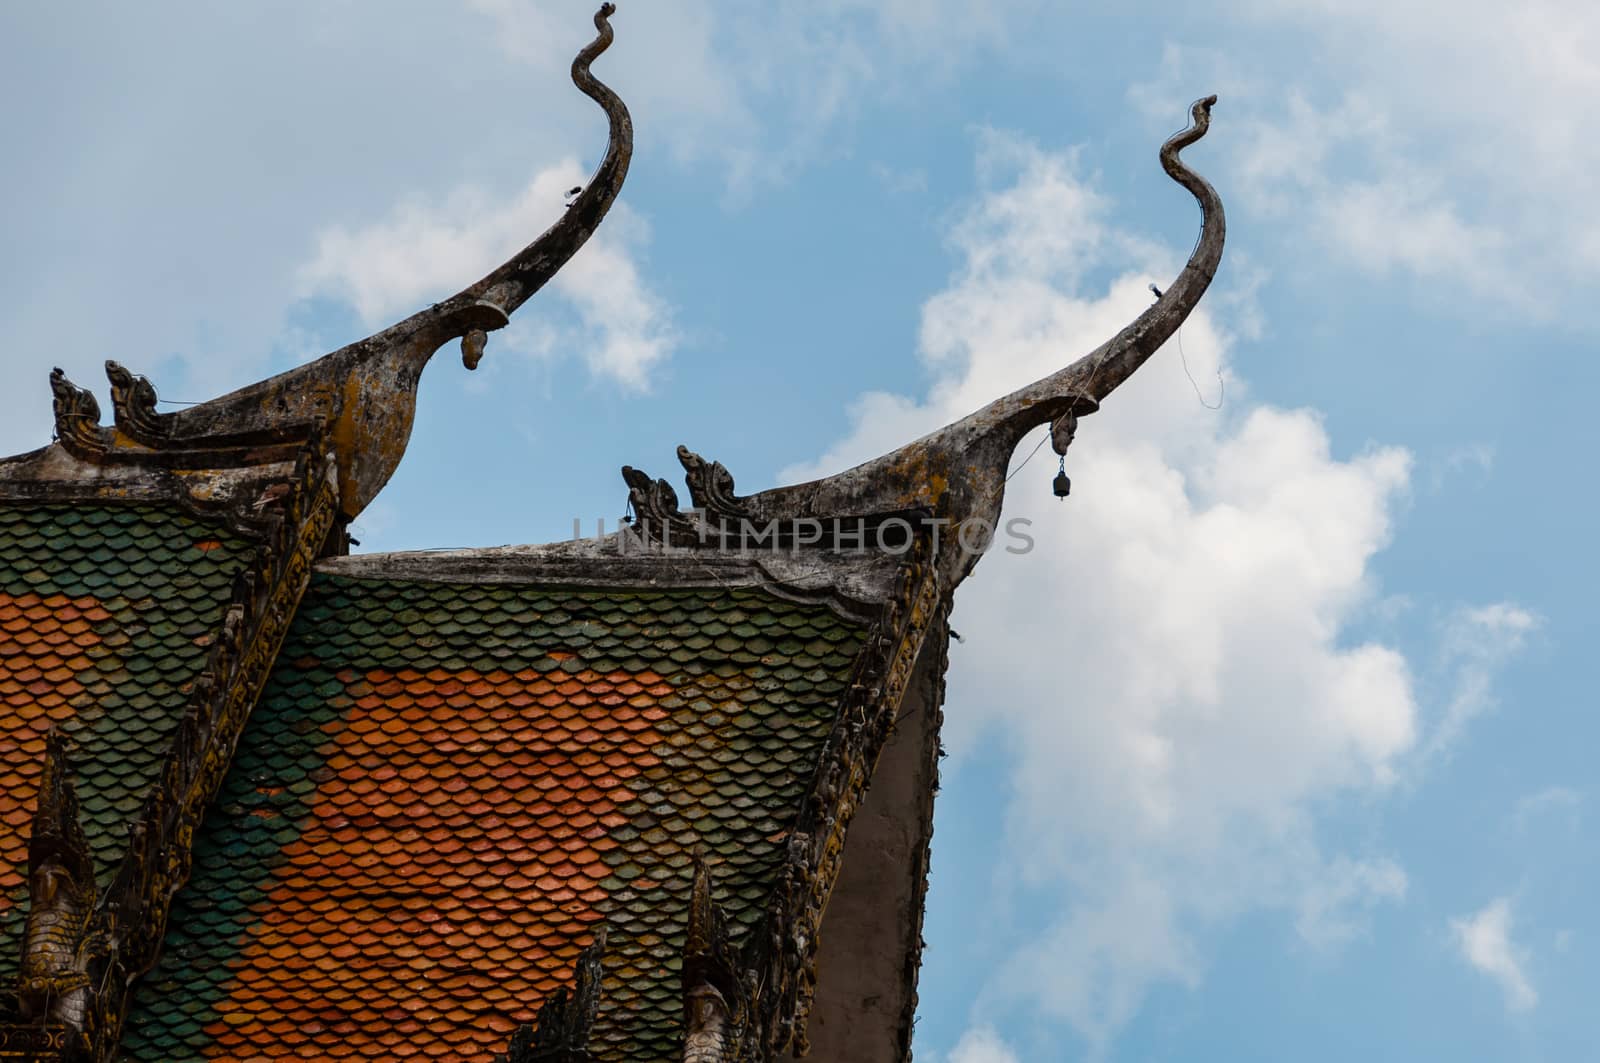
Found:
<box><xmin>0</xmin><ymin>503</ymin><xmax>253</xmax><ymax>987</ymax></box>
<box><xmin>122</xmin><ymin>572</ymin><xmax>868</xmax><ymax>1062</ymax></box>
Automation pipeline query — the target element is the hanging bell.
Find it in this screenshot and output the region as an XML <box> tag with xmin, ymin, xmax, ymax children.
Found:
<box><xmin>1052</xmin><ymin>457</ymin><xmax>1071</xmax><ymax>499</ymax></box>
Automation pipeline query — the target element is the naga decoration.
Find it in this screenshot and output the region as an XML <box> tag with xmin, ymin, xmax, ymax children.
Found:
<box><xmin>104</xmin><ymin>361</ymin><xmax>168</xmax><ymax>443</ymax></box>
<box><xmin>677</xmin><ymin>446</ymin><xmax>752</xmax><ymax>521</ymax></box>
<box><xmin>623</xmin><ymin>448</ymin><xmax>930</xmax><ymax>553</ymax></box>
<box><xmin>13</xmin><ymin>3</ymin><xmax>632</xmax><ymax>521</ymax></box>
<box><xmin>49</xmin><ymin>369</ymin><xmax>106</xmax><ymax>461</ymax></box>
<box><xmin>681</xmin><ymin>855</ymin><xmax>748</xmax><ymax>1063</ymax></box>
<box><xmin>621</xmin><ymin>95</ymin><xmax>1224</xmax><ymax>590</ymax></box>
<box><xmin>497</xmin><ymin>930</ymin><xmax>607</xmax><ymax>1063</ymax></box>
<box><xmin>621</xmin><ymin>465</ymin><xmax>700</xmax><ymax>547</ymax></box>
<box><xmin>18</xmin><ymin>732</ymin><xmax>97</xmax><ymax>1042</ymax></box>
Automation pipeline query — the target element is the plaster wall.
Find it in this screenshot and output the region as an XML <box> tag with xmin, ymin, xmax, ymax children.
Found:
<box><xmin>778</xmin><ymin>624</ymin><xmax>946</xmax><ymax>1062</ymax></box>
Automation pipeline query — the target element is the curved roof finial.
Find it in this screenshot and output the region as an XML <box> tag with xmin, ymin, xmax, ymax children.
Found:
<box><xmin>107</xmin><ymin>4</ymin><xmax>633</xmax><ymax>518</ymax></box>
<box><xmin>456</xmin><ymin>1</ymin><xmax>633</xmax><ymax>351</ymax></box>
<box><xmin>665</xmin><ymin>95</ymin><xmax>1225</xmax><ymax>588</ymax></box>
<box><xmin>1071</xmin><ymin>94</ymin><xmax>1223</xmax><ymax>402</ymax></box>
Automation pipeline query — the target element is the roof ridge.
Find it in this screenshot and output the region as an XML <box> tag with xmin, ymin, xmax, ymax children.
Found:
<box><xmin>316</xmin><ymin>542</ymin><xmax>912</xmax><ymax>625</ymax></box>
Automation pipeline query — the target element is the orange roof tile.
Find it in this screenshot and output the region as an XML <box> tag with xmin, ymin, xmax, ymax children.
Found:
<box><xmin>123</xmin><ymin>574</ymin><xmax>867</xmax><ymax>1061</ymax></box>
<box><xmin>0</xmin><ymin>504</ymin><xmax>253</xmax><ymax>984</ymax></box>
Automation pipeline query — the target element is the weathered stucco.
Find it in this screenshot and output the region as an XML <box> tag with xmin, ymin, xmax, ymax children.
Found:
<box><xmin>780</xmin><ymin>623</ymin><xmax>948</xmax><ymax>1063</ymax></box>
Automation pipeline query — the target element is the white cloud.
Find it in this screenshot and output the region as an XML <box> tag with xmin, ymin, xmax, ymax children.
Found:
<box><xmin>467</xmin><ymin>0</ymin><xmax>755</xmax><ymax>173</ymax></box>
<box><xmin>1511</xmin><ymin>786</ymin><xmax>1582</xmax><ymax>833</ymax></box>
<box><xmin>790</xmin><ymin>130</ymin><xmax>1533</xmax><ymax>1050</ymax></box>
<box><xmin>1313</xmin><ymin>177</ymin><xmax>1511</xmax><ymax>291</ymax></box>
<box><xmin>0</xmin><ymin>3</ymin><xmax>670</xmax><ymax>458</ymax></box>
<box><xmin>945</xmin><ymin>1025</ymin><xmax>1021</xmax><ymax>1063</ymax></box>
<box><xmin>469</xmin><ymin>0</ymin><xmax>1041</xmax><ymax>196</ymax></box>
<box><xmin>296</xmin><ymin>163</ymin><xmax>676</xmax><ymax>390</ymax></box>
<box><xmin>1451</xmin><ymin>897</ymin><xmax>1538</xmax><ymax>1013</ymax></box>
<box><xmin>1137</xmin><ymin>66</ymin><xmax>1524</xmax><ymax>307</ymax></box>
<box><xmin>4</xmin><ymin>0</ymin><xmax>1592</xmax><ymax>461</ymax></box>
<box><xmin>1295</xmin><ymin>857</ymin><xmax>1409</xmax><ymax>948</ymax></box>
<box><xmin>1431</xmin><ymin>443</ymin><xmax>1495</xmax><ymax>492</ymax></box>
<box><xmin>1137</xmin><ymin>0</ymin><xmax>1600</xmax><ymax>309</ymax></box>
<box><xmin>1417</xmin><ymin>602</ymin><xmax>1540</xmax><ymax>766</ymax></box>
<box><xmin>1003</xmin><ymin>873</ymin><xmax>1201</xmax><ymax>1046</ymax></box>
<box><xmin>871</xmin><ymin>162</ymin><xmax>930</xmax><ymax>196</ymax></box>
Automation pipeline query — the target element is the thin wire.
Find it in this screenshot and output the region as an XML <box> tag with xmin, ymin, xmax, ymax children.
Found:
<box><xmin>1007</xmin><ymin>342</ymin><xmax>1102</xmax><ymax>482</ymax></box>
<box><xmin>1004</xmin><ymin>421</ymin><xmax>1058</xmax><ymax>483</ymax></box>
<box><xmin>1177</xmin><ymin>328</ymin><xmax>1223</xmax><ymax>410</ymax></box>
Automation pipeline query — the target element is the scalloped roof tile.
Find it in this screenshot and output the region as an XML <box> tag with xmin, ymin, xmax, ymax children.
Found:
<box><xmin>0</xmin><ymin>502</ymin><xmax>253</xmax><ymax>989</ymax></box>
<box><xmin>121</xmin><ymin>571</ymin><xmax>868</xmax><ymax>1061</ymax></box>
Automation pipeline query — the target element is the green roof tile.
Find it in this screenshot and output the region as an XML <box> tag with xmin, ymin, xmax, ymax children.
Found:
<box><xmin>0</xmin><ymin>502</ymin><xmax>253</xmax><ymax>988</ymax></box>
<box><xmin>121</xmin><ymin>573</ymin><xmax>867</xmax><ymax>1062</ymax></box>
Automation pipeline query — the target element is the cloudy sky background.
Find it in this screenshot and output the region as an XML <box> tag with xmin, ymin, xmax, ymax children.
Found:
<box><xmin>2</xmin><ymin>2</ymin><xmax>1594</xmax><ymax>1059</ymax></box>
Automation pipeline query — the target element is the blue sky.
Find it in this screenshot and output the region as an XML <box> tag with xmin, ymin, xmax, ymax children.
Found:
<box><xmin>3</xmin><ymin>2</ymin><xmax>1594</xmax><ymax>1060</ymax></box>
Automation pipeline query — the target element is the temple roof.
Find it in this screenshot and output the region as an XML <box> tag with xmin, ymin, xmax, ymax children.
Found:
<box><xmin>0</xmin><ymin>5</ymin><xmax>1226</xmax><ymax>1058</ymax></box>
<box><xmin>118</xmin><ymin>564</ymin><xmax>874</xmax><ymax>1060</ymax></box>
